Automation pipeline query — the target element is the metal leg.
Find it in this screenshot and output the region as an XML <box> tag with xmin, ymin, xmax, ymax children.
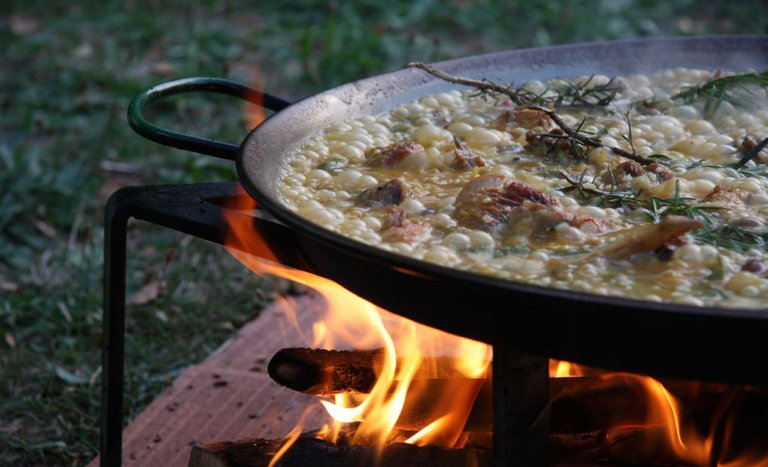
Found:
<box><xmin>99</xmin><ymin>182</ymin><xmax>261</xmax><ymax>466</ymax></box>
<box><xmin>492</xmin><ymin>346</ymin><xmax>550</xmax><ymax>467</ymax></box>
<box><xmin>101</xmin><ymin>193</ymin><xmax>129</xmax><ymax>467</ymax></box>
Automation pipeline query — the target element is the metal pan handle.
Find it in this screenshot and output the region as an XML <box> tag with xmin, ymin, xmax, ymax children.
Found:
<box><xmin>127</xmin><ymin>77</ymin><xmax>292</xmax><ymax>161</ymax></box>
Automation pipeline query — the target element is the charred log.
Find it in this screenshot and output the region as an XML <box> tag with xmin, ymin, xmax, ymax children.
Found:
<box><xmin>267</xmin><ymin>347</ymin><xmax>483</xmax><ymax>395</ymax></box>
<box><xmin>188</xmin><ymin>435</ymin><xmax>491</xmax><ymax>467</ymax></box>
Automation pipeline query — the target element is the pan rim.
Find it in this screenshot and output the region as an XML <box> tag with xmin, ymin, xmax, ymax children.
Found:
<box><xmin>238</xmin><ymin>34</ymin><xmax>768</xmax><ymax>320</ymax></box>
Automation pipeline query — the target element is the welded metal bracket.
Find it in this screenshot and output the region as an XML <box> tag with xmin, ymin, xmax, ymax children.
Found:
<box><xmin>100</xmin><ymin>182</ymin><xmax>250</xmax><ymax>467</ymax></box>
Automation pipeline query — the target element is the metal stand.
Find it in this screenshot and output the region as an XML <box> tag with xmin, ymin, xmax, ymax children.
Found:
<box><xmin>100</xmin><ymin>182</ymin><xmax>553</xmax><ymax>467</ymax></box>
<box><xmin>101</xmin><ymin>182</ymin><xmax>247</xmax><ymax>467</ymax></box>
<box><xmin>493</xmin><ymin>346</ymin><xmax>550</xmax><ymax>467</ymax></box>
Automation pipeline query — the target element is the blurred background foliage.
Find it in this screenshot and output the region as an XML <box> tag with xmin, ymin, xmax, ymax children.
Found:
<box><xmin>1</xmin><ymin>1</ymin><xmax>766</xmax><ymax>464</ymax></box>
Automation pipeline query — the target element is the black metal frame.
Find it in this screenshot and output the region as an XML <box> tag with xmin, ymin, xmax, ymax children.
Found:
<box><xmin>101</xmin><ymin>182</ymin><xmax>249</xmax><ymax>466</ymax></box>
<box><xmin>100</xmin><ymin>182</ymin><xmax>550</xmax><ymax>467</ymax></box>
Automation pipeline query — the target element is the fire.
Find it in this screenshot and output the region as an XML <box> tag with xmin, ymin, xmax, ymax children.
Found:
<box><xmin>242</xmin><ymin>67</ymin><xmax>267</xmax><ymax>130</ymax></box>
<box><xmin>223</xmin><ymin>179</ymin><xmax>766</xmax><ymax>466</ymax></box>
<box><xmin>548</xmin><ymin>364</ymin><xmax>768</xmax><ymax>466</ymax></box>
<box><xmin>223</xmin><ymin>186</ymin><xmax>491</xmax><ymax>460</ymax></box>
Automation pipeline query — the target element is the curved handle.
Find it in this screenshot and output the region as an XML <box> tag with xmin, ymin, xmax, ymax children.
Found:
<box><xmin>128</xmin><ymin>77</ymin><xmax>292</xmax><ymax>161</ymax></box>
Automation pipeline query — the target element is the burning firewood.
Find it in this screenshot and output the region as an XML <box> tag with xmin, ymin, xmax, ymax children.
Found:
<box><xmin>268</xmin><ymin>347</ymin><xmax>381</xmax><ymax>395</ymax></box>
<box><xmin>266</xmin><ymin>347</ymin><xmax>768</xmax><ymax>464</ymax></box>
<box><xmin>188</xmin><ymin>435</ymin><xmax>491</xmax><ymax>467</ymax></box>
<box><xmin>268</xmin><ymin>347</ymin><xmax>492</xmax><ymax>432</ymax></box>
<box><xmin>267</xmin><ymin>347</ymin><xmax>485</xmax><ymax>395</ymax></box>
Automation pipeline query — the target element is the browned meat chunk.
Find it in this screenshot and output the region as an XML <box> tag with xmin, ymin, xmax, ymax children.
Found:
<box><xmin>452</xmin><ymin>135</ymin><xmax>485</xmax><ymax>169</ymax></box>
<box><xmin>365</xmin><ymin>141</ymin><xmax>424</xmax><ymax>167</ymax></box>
<box><xmin>552</xmin><ymin>215</ymin><xmax>703</xmax><ymax>266</ymax></box>
<box><xmin>381</xmin><ymin>206</ymin><xmax>431</xmax><ymax>244</ymax></box>
<box><xmin>596</xmin><ymin>215</ymin><xmax>703</xmax><ymax>259</ymax></box>
<box><xmin>647</xmin><ymin>162</ymin><xmax>674</xmax><ymax>182</ymax></box>
<box><xmin>514</xmin><ymin>108</ymin><xmax>554</xmax><ymax>130</ymax></box>
<box><xmin>618</xmin><ymin>161</ymin><xmax>644</xmax><ymax>177</ymax></box>
<box><xmin>742</xmin><ymin>258</ymin><xmax>765</xmax><ymax>273</ymax></box>
<box><xmin>602</xmin><ymin>160</ymin><xmax>645</xmax><ymax>189</ymax></box>
<box><xmin>525</xmin><ymin>128</ymin><xmax>585</xmax><ymax>160</ymax></box>
<box><xmin>453</xmin><ymin>174</ymin><xmax>558</xmax><ymax>231</ymax></box>
<box><xmin>522</xmin><ymin>202</ymin><xmax>608</xmax><ymax>234</ymax></box>
<box><xmin>355</xmin><ymin>179</ymin><xmax>410</xmax><ymax>207</ymax></box>
<box><xmin>739</xmin><ymin>134</ymin><xmax>760</xmax><ymax>157</ymax></box>
<box><xmin>704</xmin><ymin>185</ymin><xmax>749</xmax><ymax>208</ymax></box>
<box><xmin>491</xmin><ymin>110</ymin><xmax>513</xmax><ymax>131</ymax></box>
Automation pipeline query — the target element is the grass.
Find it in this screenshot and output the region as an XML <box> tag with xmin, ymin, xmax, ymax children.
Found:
<box><xmin>0</xmin><ymin>1</ymin><xmax>766</xmax><ymax>465</ymax></box>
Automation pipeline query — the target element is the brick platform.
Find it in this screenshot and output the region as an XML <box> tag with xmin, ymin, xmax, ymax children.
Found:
<box><xmin>89</xmin><ymin>292</ymin><xmax>331</xmax><ymax>466</ymax></box>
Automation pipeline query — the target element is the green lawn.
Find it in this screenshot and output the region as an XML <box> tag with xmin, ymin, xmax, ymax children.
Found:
<box><xmin>1</xmin><ymin>1</ymin><xmax>765</xmax><ymax>465</ymax></box>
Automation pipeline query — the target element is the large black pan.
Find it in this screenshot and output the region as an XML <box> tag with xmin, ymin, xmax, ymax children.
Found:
<box><xmin>130</xmin><ymin>35</ymin><xmax>768</xmax><ymax>385</ymax></box>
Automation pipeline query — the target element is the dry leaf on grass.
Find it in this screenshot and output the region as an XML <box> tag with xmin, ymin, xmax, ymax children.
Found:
<box><xmin>0</xmin><ymin>282</ymin><xmax>19</xmax><ymax>292</ymax></box>
<box><xmin>127</xmin><ymin>281</ymin><xmax>163</xmax><ymax>306</ymax></box>
<box><xmin>10</xmin><ymin>14</ymin><xmax>40</xmax><ymax>36</ymax></box>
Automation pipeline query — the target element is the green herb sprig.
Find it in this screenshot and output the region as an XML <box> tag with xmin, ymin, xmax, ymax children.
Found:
<box><xmin>693</xmin><ymin>224</ymin><xmax>768</xmax><ymax>252</ymax></box>
<box><xmin>672</xmin><ymin>71</ymin><xmax>768</xmax><ymax>118</ymax></box>
<box><xmin>407</xmin><ymin>62</ymin><xmax>620</xmax><ymax>108</ymax></box>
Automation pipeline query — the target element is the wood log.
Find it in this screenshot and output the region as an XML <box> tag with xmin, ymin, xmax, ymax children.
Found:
<box><xmin>188</xmin><ymin>376</ymin><xmax>768</xmax><ymax>466</ymax></box>
<box><xmin>267</xmin><ymin>347</ymin><xmax>480</xmax><ymax>395</ymax></box>
<box><xmin>267</xmin><ymin>348</ymin><xmax>766</xmax><ymax>437</ymax></box>
<box><xmin>187</xmin><ymin>425</ymin><xmax>684</xmax><ymax>467</ymax></box>
<box><xmin>188</xmin><ymin>435</ymin><xmax>491</xmax><ymax>467</ymax></box>
<box><xmin>268</xmin><ymin>347</ymin><xmax>493</xmax><ymax>432</ymax></box>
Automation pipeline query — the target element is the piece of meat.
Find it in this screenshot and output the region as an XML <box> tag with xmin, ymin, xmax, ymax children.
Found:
<box><xmin>618</xmin><ymin>161</ymin><xmax>644</xmax><ymax>177</ymax></box>
<box><xmin>703</xmin><ymin>185</ymin><xmax>749</xmax><ymax>208</ymax></box>
<box><xmin>453</xmin><ymin>174</ymin><xmax>558</xmax><ymax>230</ymax></box>
<box><xmin>647</xmin><ymin>162</ymin><xmax>674</xmax><ymax>182</ymax></box>
<box><xmin>521</xmin><ymin>202</ymin><xmax>608</xmax><ymax>234</ymax></box>
<box><xmin>602</xmin><ymin>160</ymin><xmax>645</xmax><ymax>190</ymax></box>
<box><xmin>491</xmin><ymin>110</ymin><xmax>513</xmax><ymax>131</ymax></box>
<box><xmin>355</xmin><ymin>179</ymin><xmax>410</xmax><ymax>207</ymax></box>
<box><xmin>525</xmin><ymin>128</ymin><xmax>586</xmax><ymax>160</ymax></box>
<box><xmin>452</xmin><ymin>135</ymin><xmax>485</xmax><ymax>169</ymax></box>
<box><xmin>739</xmin><ymin>134</ymin><xmax>760</xmax><ymax>157</ymax></box>
<box><xmin>551</xmin><ymin>215</ymin><xmax>704</xmax><ymax>265</ymax></box>
<box><xmin>365</xmin><ymin>141</ymin><xmax>424</xmax><ymax>167</ymax></box>
<box><xmin>597</xmin><ymin>215</ymin><xmax>703</xmax><ymax>259</ymax></box>
<box><xmin>381</xmin><ymin>206</ymin><xmax>431</xmax><ymax>244</ymax></box>
<box><xmin>514</xmin><ymin>107</ymin><xmax>554</xmax><ymax>130</ymax></box>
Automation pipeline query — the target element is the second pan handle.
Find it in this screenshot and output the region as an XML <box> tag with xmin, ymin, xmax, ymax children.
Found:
<box><xmin>127</xmin><ymin>77</ymin><xmax>292</xmax><ymax>161</ymax></box>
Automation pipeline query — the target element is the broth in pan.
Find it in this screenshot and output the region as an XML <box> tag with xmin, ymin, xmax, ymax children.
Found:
<box><xmin>278</xmin><ymin>67</ymin><xmax>768</xmax><ymax>308</ymax></box>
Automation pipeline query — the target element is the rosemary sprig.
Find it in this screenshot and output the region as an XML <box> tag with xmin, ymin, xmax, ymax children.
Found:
<box><xmin>621</xmin><ymin>112</ymin><xmax>636</xmax><ymax>155</ymax></box>
<box><xmin>645</xmin><ymin>180</ymin><xmax>722</xmax><ymax>222</ymax></box>
<box><xmin>558</xmin><ymin>168</ymin><xmax>643</xmax><ymax>209</ymax></box>
<box><xmin>735</xmin><ymin>164</ymin><xmax>768</xmax><ymax>178</ymax></box>
<box><xmin>558</xmin><ymin>169</ymin><xmax>609</xmax><ymax>200</ymax></box>
<box><xmin>693</xmin><ymin>224</ymin><xmax>768</xmax><ymax>252</ymax></box>
<box><xmin>593</xmin><ymin>191</ymin><xmax>643</xmax><ymax>210</ymax></box>
<box><xmin>528</xmin><ymin>106</ymin><xmax>655</xmax><ymax>166</ymax></box>
<box><xmin>672</xmin><ymin>70</ymin><xmax>768</xmax><ymax>118</ymax></box>
<box><xmin>408</xmin><ymin>62</ymin><xmax>620</xmax><ymax>108</ymax></box>
<box><xmin>552</xmin><ymin>75</ymin><xmax>620</xmax><ymax>107</ymax></box>
<box><xmin>735</xmin><ymin>135</ymin><xmax>768</xmax><ymax>167</ymax></box>
<box><xmin>559</xmin><ymin>175</ymin><xmax>723</xmax><ymax>222</ymax></box>
<box><xmin>646</xmin><ymin>196</ymin><xmax>722</xmax><ymax>223</ymax></box>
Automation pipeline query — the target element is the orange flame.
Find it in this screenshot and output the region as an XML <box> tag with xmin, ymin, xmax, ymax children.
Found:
<box><xmin>549</xmin><ymin>363</ymin><xmax>768</xmax><ymax>466</ymax></box>
<box><xmin>242</xmin><ymin>67</ymin><xmax>266</xmax><ymax>130</ymax></box>
<box><xmin>225</xmin><ymin>181</ymin><xmax>767</xmax><ymax>465</ymax></box>
<box><xmin>227</xmin><ymin>79</ymin><xmax>766</xmax><ymax>463</ymax></box>
<box><xmin>223</xmin><ymin>186</ymin><xmax>491</xmax><ymax>463</ymax></box>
